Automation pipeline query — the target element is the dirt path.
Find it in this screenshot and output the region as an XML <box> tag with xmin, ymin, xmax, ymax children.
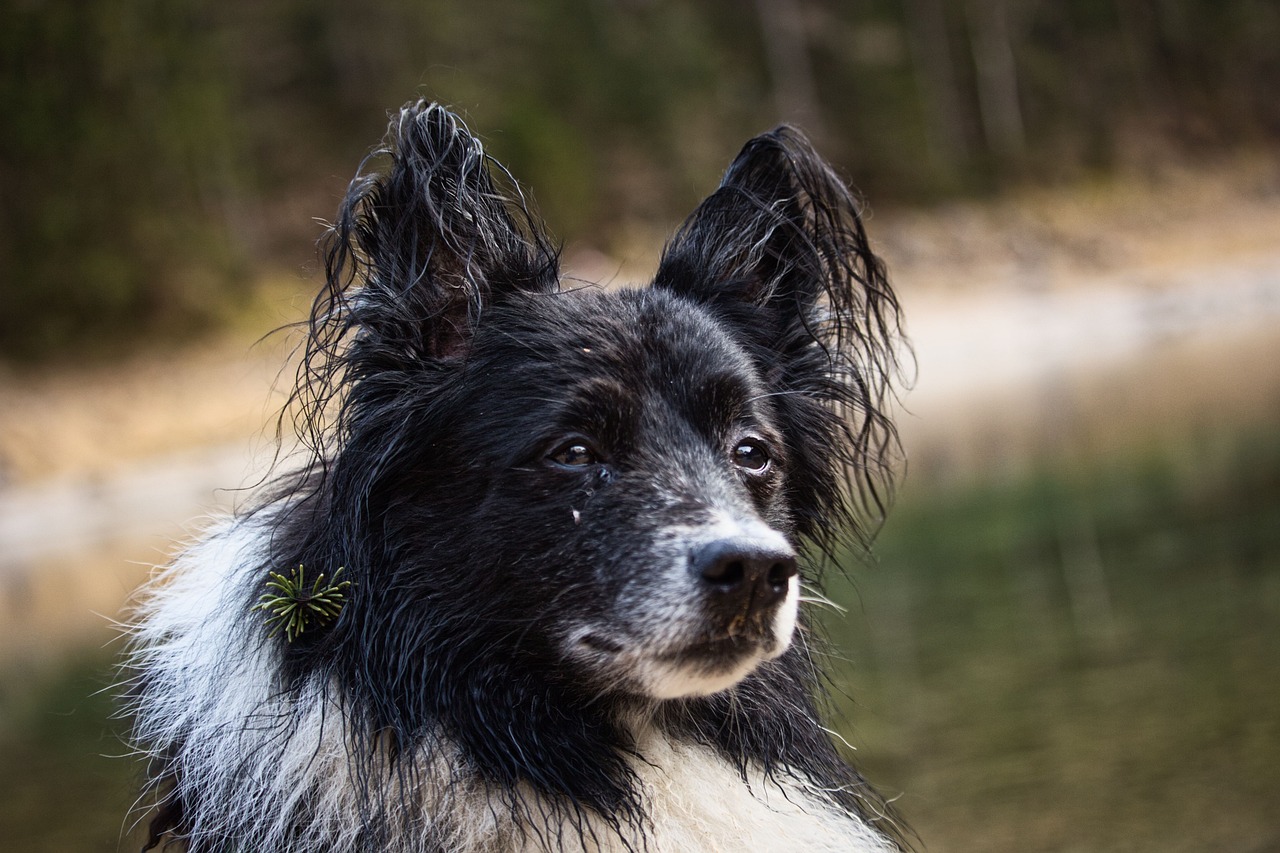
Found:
<box><xmin>897</xmin><ymin>253</ymin><xmax>1280</xmax><ymax>477</ymax></box>
<box><xmin>2</xmin><ymin>160</ymin><xmax>1279</xmax><ymax>658</ymax></box>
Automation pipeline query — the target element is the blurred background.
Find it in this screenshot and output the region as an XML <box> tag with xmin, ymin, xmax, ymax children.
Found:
<box><xmin>1</xmin><ymin>0</ymin><xmax>1278</xmax><ymax>850</ymax></box>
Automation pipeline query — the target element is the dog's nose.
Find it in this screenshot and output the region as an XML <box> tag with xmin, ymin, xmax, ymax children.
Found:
<box><xmin>692</xmin><ymin>539</ymin><xmax>798</xmax><ymax>614</ymax></box>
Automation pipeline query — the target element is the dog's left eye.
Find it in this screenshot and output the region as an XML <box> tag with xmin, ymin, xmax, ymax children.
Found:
<box><xmin>550</xmin><ymin>442</ymin><xmax>599</xmax><ymax>468</ymax></box>
<box><xmin>732</xmin><ymin>439</ymin><xmax>771</xmax><ymax>474</ymax></box>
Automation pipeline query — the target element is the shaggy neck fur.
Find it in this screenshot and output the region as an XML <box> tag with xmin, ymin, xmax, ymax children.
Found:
<box><xmin>129</xmin><ymin>516</ymin><xmax>902</xmax><ymax>852</ymax></box>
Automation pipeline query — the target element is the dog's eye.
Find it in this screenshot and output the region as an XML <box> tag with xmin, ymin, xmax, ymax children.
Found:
<box><xmin>550</xmin><ymin>442</ymin><xmax>598</xmax><ymax>468</ymax></box>
<box><xmin>732</xmin><ymin>439</ymin><xmax>771</xmax><ymax>474</ymax></box>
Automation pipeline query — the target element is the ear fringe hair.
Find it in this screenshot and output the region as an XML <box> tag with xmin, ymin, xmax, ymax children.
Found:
<box><xmin>280</xmin><ymin>100</ymin><xmax>559</xmax><ymax>510</ymax></box>
<box><xmin>760</xmin><ymin>127</ymin><xmax>907</xmax><ymax>553</ymax></box>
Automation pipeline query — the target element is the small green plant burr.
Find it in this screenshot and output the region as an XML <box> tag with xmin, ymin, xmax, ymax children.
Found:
<box><xmin>252</xmin><ymin>565</ymin><xmax>351</xmax><ymax>642</ymax></box>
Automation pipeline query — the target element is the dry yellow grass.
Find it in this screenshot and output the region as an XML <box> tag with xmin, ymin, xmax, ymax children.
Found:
<box><xmin>0</xmin><ymin>288</ymin><xmax>303</xmax><ymax>487</ymax></box>
<box><xmin>876</xmin><ymin>151</ymin><xmax>1280</xmax><ymax>293</ymax></box>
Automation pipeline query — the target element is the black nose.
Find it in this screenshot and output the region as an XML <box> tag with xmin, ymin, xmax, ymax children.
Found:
<box><xmin>692</xmin><ymin>539</ymin><xmax>799</xmax><ymax>614</ymax></box>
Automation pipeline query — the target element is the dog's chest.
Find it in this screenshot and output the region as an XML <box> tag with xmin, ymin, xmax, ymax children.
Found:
<box><xmin>616</xmin><ymin>732</ymin><xmax>892</xmax><ymax>853</ymax></box>
<box><xmin>454</xmin><ymin>729</ymin><xmax>893</xmax><ymax>853</ymax></box>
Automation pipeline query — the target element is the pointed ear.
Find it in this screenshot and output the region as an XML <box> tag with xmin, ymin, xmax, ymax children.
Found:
<box><xmin>654</xmin><ymin>127</ymin><xmax>905</xmax><ymax>548</ymax></box>
<box><xmin>654</xmin><ymin>127</ymin><xmax>897</xmax><ymax>368</ymax></box>
<box><xmin>319</xmin><ymin>100</ymin><xmax>559</xmax><ymax>364</ymax></box>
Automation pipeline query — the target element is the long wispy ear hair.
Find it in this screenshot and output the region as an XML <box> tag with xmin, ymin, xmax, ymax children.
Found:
<box><xmin>654</xmin><ymin>126</ymin><xmax>906</xmax><ymax>560</ymax></box>
<box><xmin>284</xmin><ymin>100</ymin><xmax>560</xmax><ymax>493</ymax></box>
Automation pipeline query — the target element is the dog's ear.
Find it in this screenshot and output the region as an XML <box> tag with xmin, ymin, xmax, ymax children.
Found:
<box><xmin>319</xmin><ymin>100</ymin><xmax>558</xmax><ymax>364</ymax></box>
<box><xmin>654</xmin><ymin>128</ymin><xmax>905</xmax><ymax>546</ymax></box>
<box><xmin>654</xmin><ymin>127</ymin><xmax>897</xmax><ymax>371</ymax></box>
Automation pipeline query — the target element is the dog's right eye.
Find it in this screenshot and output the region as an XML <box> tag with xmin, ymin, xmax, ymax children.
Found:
<box><xmin>549</xmin><ymin>442</ymin><xmax>598</xmax><ymax>468</ymax></box>
<box><xmin>732</xmin><ymin>438</ymin><xmax>772</xmax><ymax>474</ymax></box>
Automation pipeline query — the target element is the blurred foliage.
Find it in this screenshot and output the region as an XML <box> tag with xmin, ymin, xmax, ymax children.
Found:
<box><xmin>0</xmin><ymin>0</ymin><xmax>250</xmax><ymax>361</ymax></box>
<box><xmin>822</xmin><ymin>427</ymin><xmax>1280</xmax><ymax>850</ymax></box>
<box><xmin>2</xmin><ymin>0</ymin><xmax>1279</xmax><ymax>361</ymax></box>
<box><xmin>0</xmin><ymin>654</ymin><xmax>142</xmax><ymax>852</ymax></box>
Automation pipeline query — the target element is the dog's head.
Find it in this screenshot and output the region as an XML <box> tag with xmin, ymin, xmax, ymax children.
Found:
<box><xmin>285</xmin><ymin>101</ymin><xmax>901</xmax><ymax>706</ymax></box>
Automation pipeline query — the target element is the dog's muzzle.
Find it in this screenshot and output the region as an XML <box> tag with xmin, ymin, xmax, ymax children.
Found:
<box><xmin>565</xmin><ymin>523</ymin><xmax>802</xmax><ymax>699</ymax></box>
<box><xmin>629</xmin><ymin>533</ymin><xmax>801</xmax><ymax>698</ymax></box>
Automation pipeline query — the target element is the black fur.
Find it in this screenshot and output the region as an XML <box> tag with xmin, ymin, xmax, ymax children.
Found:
<box><xmin>136</xmin><ymin>100</ymin><xmax>908</xmax><ymax>851</ymax></box>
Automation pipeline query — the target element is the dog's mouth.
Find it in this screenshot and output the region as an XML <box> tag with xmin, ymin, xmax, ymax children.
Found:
<box><xmin>577</xmin><ymin>632</ymin><xmax>626</xmax><ymax>654</ymax></box>
<box><xmin>659</xmin><ymin>632</ymin><xmax>770</xmax><ymax>664</ymax></box>
<box><xmin>570</xmin><ymin>627</ymin><xmax>779</xmax><ymax>699</ymax></box>
<box><xmin>576</xmin><ymin>629</ymin><xmax>765</xmax><ymax>660</ymax></box>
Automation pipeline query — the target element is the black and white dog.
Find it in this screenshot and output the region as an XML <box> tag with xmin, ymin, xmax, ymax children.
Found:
<box><xmin>128</xmin><ymin>100</ymin><xmax>908</xmax><ymax>852</ymax></box>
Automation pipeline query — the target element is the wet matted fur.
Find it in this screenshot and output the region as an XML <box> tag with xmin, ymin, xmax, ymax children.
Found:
<box><xmin>126</xmin><ymin>101</ymin><xmax>910</xmax><ymax>852</ymax></box>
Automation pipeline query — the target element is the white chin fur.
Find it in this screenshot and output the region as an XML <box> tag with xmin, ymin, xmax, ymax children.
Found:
<box><xmin>638</xmin><ymin>654</ymin><xmax>764</xmax><ymax>699</ymax></box>
<box><xmin>637</xmin><ymin>575</ymin><xmax>801</xmax><ymax>700</ymax></box>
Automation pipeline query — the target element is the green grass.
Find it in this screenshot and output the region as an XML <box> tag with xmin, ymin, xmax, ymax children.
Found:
<box><xmin>824</xmin><ymin>432</ymin><xmax>1280</xmax><ymax>852</ymax></box>
<box><xmin>0</xmin><ymin>656</ymin><xmax>145</xmax><ymax>852</ymax></box>
<box><xmin>2</xmin><ymin>430</ymin><xmax>1278</xmax><ymax>851</ymax></box>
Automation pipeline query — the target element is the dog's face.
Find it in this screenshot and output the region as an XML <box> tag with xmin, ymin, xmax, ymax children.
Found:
<box><xmin>300</xmin><ymin>102</ymin><xmax>899</xmax><ymax>709</ymax></box>
<box><xmin>443</xmin><ymin>287</ymin><xmax>801</xmax><ymax>698</ymax></box>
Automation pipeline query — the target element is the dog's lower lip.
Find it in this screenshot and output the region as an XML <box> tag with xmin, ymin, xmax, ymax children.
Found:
<box><xmin>666</xmin><ymin>635</ymin><xmax>760</xmax><ymax>661</ymax></box>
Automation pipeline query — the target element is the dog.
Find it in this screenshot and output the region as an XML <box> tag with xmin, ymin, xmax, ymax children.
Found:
<box><xmin>126</xmin><ymin>100</ymin><xmax>908</xmax><ymax>852</ymax></box>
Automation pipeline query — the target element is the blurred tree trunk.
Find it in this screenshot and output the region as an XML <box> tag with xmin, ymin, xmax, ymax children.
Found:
<box><xmin>966</xmin><ymin>0</ymin><xmax>1026</xmax><ymax>160</ymax></box>
<box><xmin>904</xmin><ymin>0</ymin><xmax>971</xmax><ymax>175</ymax></box>
<box><xmin>754</xmin><ymin>0</ymin><xmax>825</xmax><ymax>141</ymax></box>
